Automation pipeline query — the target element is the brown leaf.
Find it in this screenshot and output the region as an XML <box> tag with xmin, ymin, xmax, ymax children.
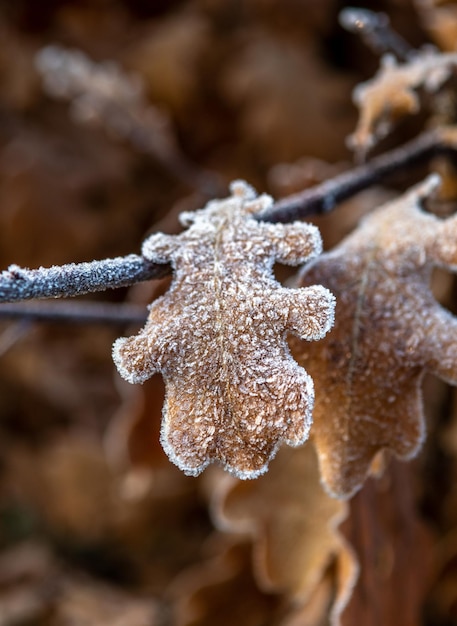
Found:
<box><xmin>212</xmin><ymin>444</ymin><xmax>355</xmax><ymax>606</ymax></box>
<box><xmin>292</xmin><ymin>175</ymin><xmax>457</xmax><ymax>498</ymax></box>
<box><xmin>349</xmin><ymin>49</ymin><xmax>457</xmax><ymax>156</ymax></box>
<box><xmin>113</xmin><ymin>181</ymin><xmax>335</xmax><ymax>479</ymax></box>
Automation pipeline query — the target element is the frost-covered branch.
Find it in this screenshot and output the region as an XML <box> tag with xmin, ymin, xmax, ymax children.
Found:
<box><xmin>258</xmin><ymin>127</ymin><xmax>457</xmax><ymax>222</ymax></box>
<box><xmin>0</xmin><ymin>256</ymin><xmax>169</xmax><ymax>303</ymax></box>
<box><xmin>2</xmin><ymin>128</ymin><xmax>457</xmax><ymax>304</ymax></box>
<box><xmin>339</xmin><ymin>7</ymin><xmax>413</xmax><ymax>61</ymax></box>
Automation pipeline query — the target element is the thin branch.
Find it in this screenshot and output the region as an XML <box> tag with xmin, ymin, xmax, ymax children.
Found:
<box><xmin>0</xmin><ymin>301</ymin><xmax>147</xmax><ymax>325</ymax></box>
<box><xmin>257</xmin><ymin>128</ymin><xmax>457</xmax><ymax>223</ymax></box>
<box><xmin>0</xmin><ymin>255</ymin><xmax>170</xmax><ymax>303</ymax></box>
<box><xmin>339</xmin><ymin>7</ymin><xmax>413</xmax><ymax>61</ymax></box>
<box><xmin>1</xmin><ymin>127</ymin><xmax>457</xmax><ymax>304</ymax></box>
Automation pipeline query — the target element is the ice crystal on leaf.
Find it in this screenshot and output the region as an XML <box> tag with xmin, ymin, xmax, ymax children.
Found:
<box><xmin>349</xmin><ymin>49</ymin><xmax>457</xmax><ymax>157</ymax></box>
<box><xmin>292</xmin><ymin>175</ymin><xmax>457</xmax><ymax>498</ymax></box>
<box><xmin>113</xmin><ymin>181</ymin><xmax>335</xmax><ymax>479</ymax></box>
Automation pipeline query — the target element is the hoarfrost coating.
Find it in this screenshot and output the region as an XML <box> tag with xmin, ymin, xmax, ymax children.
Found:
<box><xmin>113</xmin><ymin>181</ymin><xmax>335</xmax><ymax>479</ymax></box>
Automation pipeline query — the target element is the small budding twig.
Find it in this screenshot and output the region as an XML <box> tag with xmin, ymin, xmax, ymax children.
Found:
<box><xmin>1</xmin><ymin>127</ymin><xmax>457</xmax><ymax>306</ymax></box>
<box><xmin>339</xmin><ymin>7</ymin><xmax>413</xmax><ymax>61</ymax></box>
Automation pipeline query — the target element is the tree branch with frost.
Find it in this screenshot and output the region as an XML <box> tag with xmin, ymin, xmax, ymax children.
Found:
<box><xmin>1</xmin><ymin>127</ymin><xmax>457</xmax><ymax>305</ymax></box>
<box><xmin>257</xmin><ymin>127</ymin><xmax>457</xmax><ymax>222</ymax></box>
<box><xmin>339</xmin><ymin>7</ymin><xmax>413</xmax><ymax>61</ymax></box>
<box><xmin>0</xmin><ymin>256</ymin><xmax>169</xmax><ymax>303</ymax></box>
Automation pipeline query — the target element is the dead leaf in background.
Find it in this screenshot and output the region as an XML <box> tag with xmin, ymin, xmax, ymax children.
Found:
<box><xmin>280</xmin><ymin>574</ymin><xmax>333</xmax><ymax>626</ymax></box>
<box><xmin>339</xmin><ymin>459</ymin><xmax>434</xmax><ymax>626</ymax></box>
<box><xmin>292</xmin><ymin>175</ymin><xmax>457</xmax><ymax>498</ymax></box>
<box><xmin>213</xmin><ymin>444</ymin><xmax>353</xmax><ymax>605</ymax></box>
<box><xmin>349</xmin><ymin>48</ymin><xmax>457</xmax><ymax>156</ymax></box>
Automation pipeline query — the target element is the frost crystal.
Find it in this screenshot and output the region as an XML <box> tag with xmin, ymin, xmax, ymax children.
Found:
<box><xmin>113</xmin><ymin>181</ymin><xmax>335</xmax><ymax>478</ymax></box>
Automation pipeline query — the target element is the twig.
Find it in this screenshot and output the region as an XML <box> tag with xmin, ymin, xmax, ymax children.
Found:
<box><xmin>0</xmin><ymin>255</ymin><xmax>169</xmax><ymax>303</ymax></box>
<box><xmin>257</xmin><ymin>128</ymin><xmax>457</xmax><ymax>223</ymax></box>
<box><xmin>339</xmin><ymin>7</ymin><xmax>413</xmax><ymax>61</ymax></box>
<box><xmin>1</xmin><ymin>127</ymin><xmax>457</xmax><ymax>304</ymax></box>
<box><xmin>0</xmin><ymin>301</ymin><xmax>147</xmax><ymax>325</ymax></box>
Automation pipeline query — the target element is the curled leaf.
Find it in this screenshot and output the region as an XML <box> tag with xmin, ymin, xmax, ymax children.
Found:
<box><xmin>171</xmin><ymin>540</ymin><xmax>279</xmax><ymax>626</ymax></box>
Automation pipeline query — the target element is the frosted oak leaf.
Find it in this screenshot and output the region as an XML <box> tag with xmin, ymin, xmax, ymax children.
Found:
<box><xmin>113</xmin><ymin>181</ymin><xmax>335</xmax><ymax>479</ymax></box>
<box><xmin>292</xmin><ymin>175</ymin><xmax>457</xmax><ymax>498</ymax></box>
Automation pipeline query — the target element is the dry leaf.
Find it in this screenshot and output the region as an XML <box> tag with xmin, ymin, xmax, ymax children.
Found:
<box><xmin>292</xmin><ymin>175</ymin><xmax>457</xmax><ymax>498</ymax></box>
<box><xmin>349</xmin><ymin>48</ymin><xmax>457</xmax><ymax>156</ymax></box>
<box><xmin>113</xmin><ymin>181</ymin><xmax>335</xmax><ymax>479</ymax></box>
<box><xmin>212</xmin><ymin>443</ymin><xmax>354</xmax><ymax>606</ymax></box>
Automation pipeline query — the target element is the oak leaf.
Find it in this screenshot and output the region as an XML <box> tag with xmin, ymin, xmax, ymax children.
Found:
<box><xmin>292</xmin><ymin>175</ymin><xmax>457</xmax><ymax>498</ymax></box>
<box><xmin>349</xmin><ymin>49</ymin><xmax>457</xmax><ymax>156</ymax></box>
<box><xmin>113</xmin><ymin>181</ymin><xmax>335</xmax><ymax>479</ymax></box>
<box><xmin>212</xmin><ymin>444</ymin><xmax>356</xmax><ymax>606</ymax></box>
